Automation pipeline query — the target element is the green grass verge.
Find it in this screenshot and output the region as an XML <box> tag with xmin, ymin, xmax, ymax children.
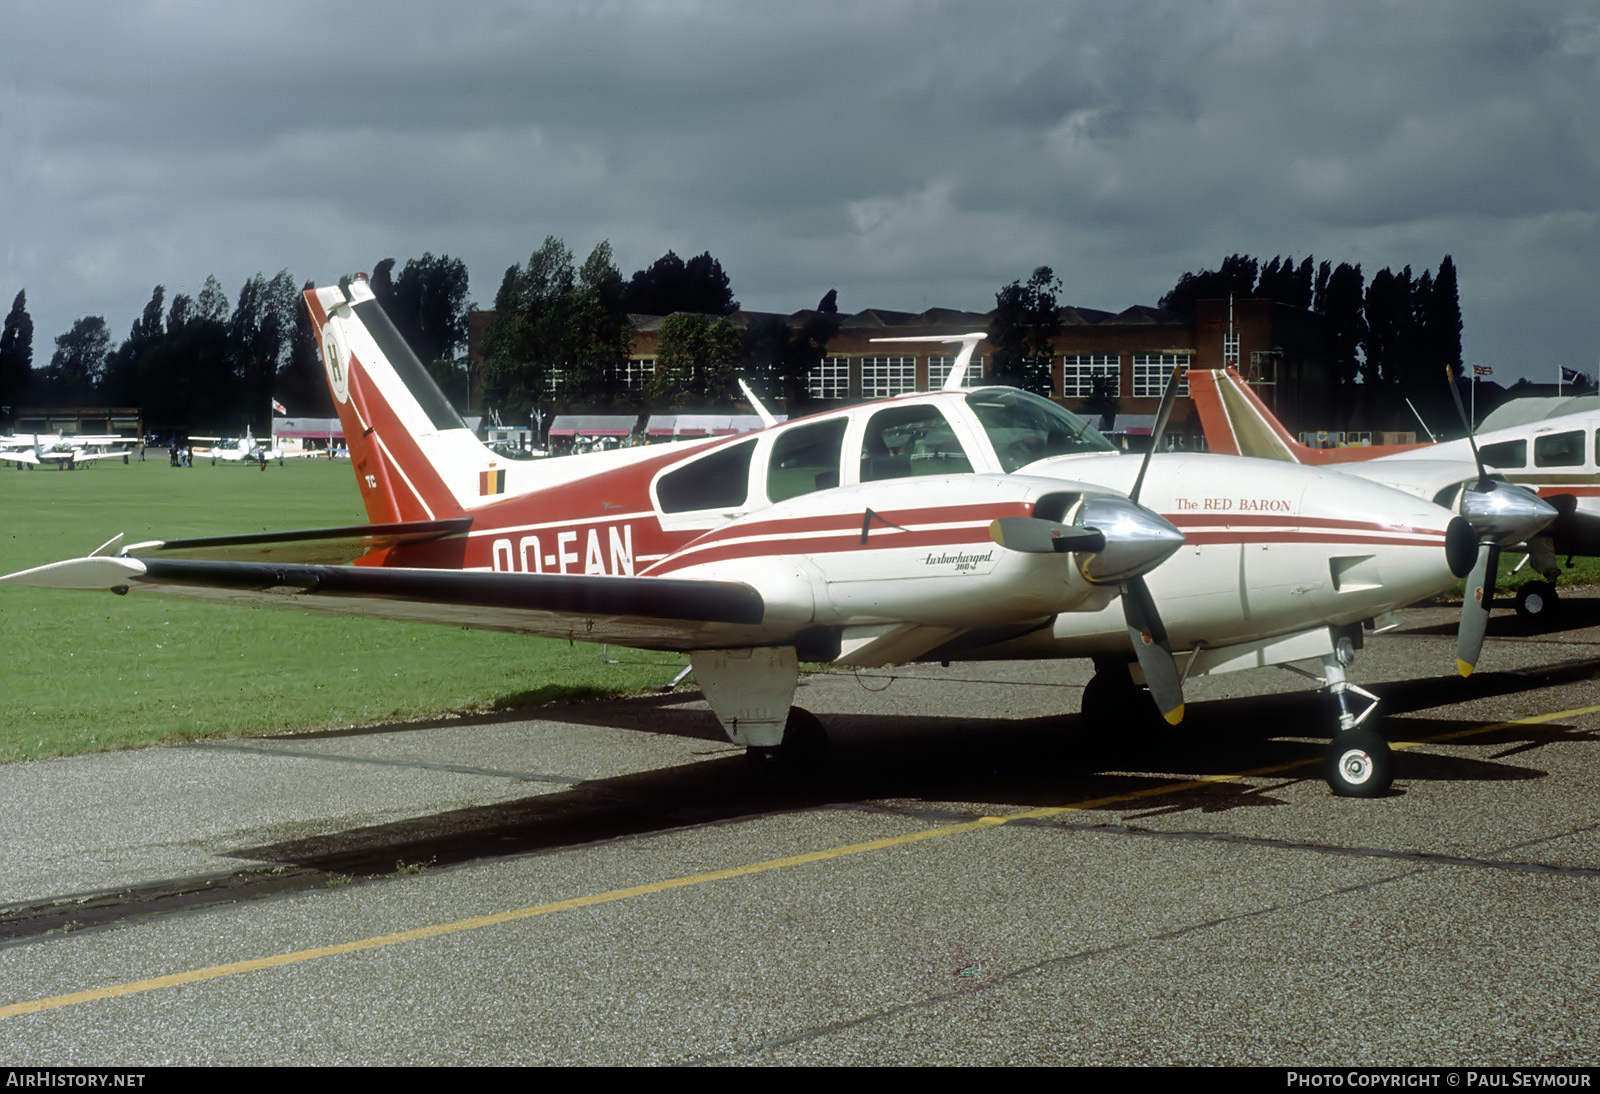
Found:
<box><xmin>0</xmin><ymin>458</ymin><xmax>684</xmax><ymax>762</ymax></box>
<box><xmin>1439</xmin><ymin>550</ymin><xmax>1600</xmax><ymax>603</ymax></box>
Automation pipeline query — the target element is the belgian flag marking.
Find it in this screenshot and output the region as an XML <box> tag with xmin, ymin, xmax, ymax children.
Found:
<box><xmin>479</xmin><ymin>467</ymin><xmax>506</xmax><ymax>496</ymax></box>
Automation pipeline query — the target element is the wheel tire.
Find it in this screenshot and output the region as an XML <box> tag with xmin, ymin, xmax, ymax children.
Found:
<box><xmin>1080</xmin><ymin>668</ymin><xmax>1166</xmax><ymax>732</ymax></box>
<box><xmin>779</xmin><ymin>707</ymin><xmax>831</xmax><ymax>772</ymax></box>
<box><xmin>1515</xmin><ymin>581</ymin><xmax>1559</xmax><ymax>622</ymax></box>
<box><xmin>1080</xmin><ymin>670</ymin><xmax>1136</xmax><ymax>725</ymax></box>
<box><xmin>1325</xmin><ymin>726</ymin><xmax>1394</xmax><ymax>798</ymax></box>
<box><xmin>745</xmin><ymin>708</ymin><xmax>831</xmax><ymax>785</ymax></box>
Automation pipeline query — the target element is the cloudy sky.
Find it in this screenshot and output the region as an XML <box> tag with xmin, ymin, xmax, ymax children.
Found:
<box><xmin>2</xmin><ymin>0</ymin><xmax>1597</xmax><ymax>385</ymax></box>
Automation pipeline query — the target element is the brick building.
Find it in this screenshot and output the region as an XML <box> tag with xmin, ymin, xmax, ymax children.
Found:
<box><xmin>469</xmin><ymin>294</ymin><xmax>1338</xmax><ymax>445</ymax></box>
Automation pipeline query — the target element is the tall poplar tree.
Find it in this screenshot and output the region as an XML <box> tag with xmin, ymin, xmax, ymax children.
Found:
<box><xmin>0</xmin><ymin>290</ymin><xmax>33</xmax><ymax>422</ymax></box>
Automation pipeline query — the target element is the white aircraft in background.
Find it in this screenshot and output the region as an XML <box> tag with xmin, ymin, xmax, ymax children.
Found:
<box><xmin>191</xmin><ymin>430</ymin><xmax>272</xmax><ymax>463</ymax></box>
<box><xmin>1</xmin><ymin>433</ymin><xmax>133</xmax><ymax>469</ymax></box>
<box><xmin>1</xmin><ymin>276</ymin><xmax>1559</xmax><ymax>797</ymax></box>
<box><xmin>1191</xmin><ymin>366</ymin><xmax>1600</xmax><ymax>622</ymax></box>
<box><xmin>191</xmin><ymin>429</ymin><xmax>320</xmax><ymax>464</ymax></box>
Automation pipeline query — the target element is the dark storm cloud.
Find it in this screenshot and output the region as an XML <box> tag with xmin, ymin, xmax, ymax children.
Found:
<box><xmin>2</xmin><ymin>0</ymin><xmax>1597</xmax><ymax>381</ymax></box>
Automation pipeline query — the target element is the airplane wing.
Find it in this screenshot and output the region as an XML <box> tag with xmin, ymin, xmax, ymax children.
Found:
<box><xmin>64</xmin><ymin>448</ymin><xmax>132</xmax><ymax>463</ymax></box>
<box><xmin>0</xmin><ymin>553</ymin><xmax>771</xmax><ymax>651</ymax></box>
<box><xmin>122</xmin><ymin>518</ymin><xmax>474</xmax><ymax>564</ymax></box>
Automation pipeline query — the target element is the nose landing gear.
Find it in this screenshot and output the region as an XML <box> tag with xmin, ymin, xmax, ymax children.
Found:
<box><xmin>1319</xmin><ymin>643</ymin><xmax>1392</xmax><ymax>798</ymax></box>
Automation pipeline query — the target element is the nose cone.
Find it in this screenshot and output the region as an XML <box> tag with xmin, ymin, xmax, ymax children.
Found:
<box><xmin>1459</xmin><ymin>481</ymin><xmax>1559</xmax><ymax>547</ymax></box>
<box><xmin>1074</xmin><ymin>495</ymin><xmax>1186</xmax><ymax>585</ymax></box>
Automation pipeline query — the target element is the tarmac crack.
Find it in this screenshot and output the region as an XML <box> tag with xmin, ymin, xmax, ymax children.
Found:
<box><xmin>679</xmin><ymin>865</ymin><xmax>1433</xmax><ymax>1065</ymax></box>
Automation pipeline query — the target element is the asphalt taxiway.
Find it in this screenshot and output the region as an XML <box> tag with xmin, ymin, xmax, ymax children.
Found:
<box><xmin>2</xmin><ymin>598</ymin><xmax>1599</xmax><ymax>1065</ymax></box>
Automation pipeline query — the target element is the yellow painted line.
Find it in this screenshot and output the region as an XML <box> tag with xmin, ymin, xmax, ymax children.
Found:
<box><xmin>1389</xmin><ymin>702</ymin><xmax>1600</xmax><ymax>749</ymax></box>
<box><xmin>8</xmin><ymin>699</ymin><xmax>1600</xmax><ymax>1021</ymax></box>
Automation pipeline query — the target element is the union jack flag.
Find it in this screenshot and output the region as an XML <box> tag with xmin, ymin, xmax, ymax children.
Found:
<box><xmin>1472</xmin><ymin>365</ymin><xmax>1493</xmax><ymax>376</ymax></box>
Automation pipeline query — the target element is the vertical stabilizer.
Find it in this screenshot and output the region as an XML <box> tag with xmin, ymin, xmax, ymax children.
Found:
<box><xmin>1189</xmin><ymin>367</ymin><xmax>1429</xmax><ymax>465</ymax></box>
<box><xmin>1188</xmin><ymin>366</ymin><xmax>1307</xmax><ymax>463</ymax></box>
<box><xmin>304</xmin><ymin>278</ymin><xmax>494</xmax><ymax>524</ymax></box>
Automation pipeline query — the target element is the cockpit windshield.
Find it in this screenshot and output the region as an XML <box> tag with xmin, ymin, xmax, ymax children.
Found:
<box><xmin>965</xmin><ymin>388</ymin><xmax>1117</xmax><ymax>472</ymax></box>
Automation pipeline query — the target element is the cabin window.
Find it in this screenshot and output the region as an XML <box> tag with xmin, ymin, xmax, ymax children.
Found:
<box><xmin>1479</xmin><ymin>438</ymin><xmax>1527</xmax><ymax>469</ymax></box>
<box><xmin>767</xmin><ymin>418</ymin><xmax>847</xmax><ymax>503</ymax></box>
<box><xmin>1534</xmin><ymin>430</ymin><xmax>1584</xmax><ymax>468</ymax></box>
<box><xmin>966</xmin><ymin>387</ymin><xmax>1116</xmax><ymax>472</ymax></box>
<box><xmin>656</xmin><ymin>439</ymin><xmax>756</xmax><ymax>514</ymax></box>
<box><xmin>859</xmin><ymin>404</ymin><xmax>973</xmax><ymax>482</ymax></box>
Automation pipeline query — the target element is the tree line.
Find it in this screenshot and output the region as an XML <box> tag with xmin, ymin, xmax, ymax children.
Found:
<box><xmin>1159</xmin><ymin>253</ymin><xmax>1464</xmax><ymax>405</ymax></box>
<box><xmin>0</xmin><ymin>241</ymin><xmax>1472</xmax><ymax>434</ymax></box>
<box><xmin>478</xmin><ymin>237</ymin><xmax>839</xmax><ymax>423</ymax></box>
<box><xmin>0</xmin><ymin>258</ymin><xmax>474</xmax><ymax>435</ymax></box>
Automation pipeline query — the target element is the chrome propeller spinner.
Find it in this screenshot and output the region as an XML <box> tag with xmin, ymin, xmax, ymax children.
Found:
<box><xmin>989</xmin><ymin>362</ymin><xmax>1190</xmax><ymax>725</ymax></box>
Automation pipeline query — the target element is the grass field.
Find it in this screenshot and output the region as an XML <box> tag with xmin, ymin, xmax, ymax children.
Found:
<box><xmin>0</xmin><ymin>457</ymin><xmax>684</xmax><ymax>762</ymax></box>
<box><xmin>4</xmin><ymin>456</ymin><xmax>1593</xmax><ymax>764</ymax></box>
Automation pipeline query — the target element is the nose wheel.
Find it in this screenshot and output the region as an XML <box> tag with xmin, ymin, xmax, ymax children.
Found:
<box><xmin>1318</xmin><ymin>643</ymin><xmax>1393</xmax><ymax>798</ymax></box>
<box><xmin>1325</xmin><ymin>725</ymin><xmax>1393</xmax><ymax>798</ymax></box>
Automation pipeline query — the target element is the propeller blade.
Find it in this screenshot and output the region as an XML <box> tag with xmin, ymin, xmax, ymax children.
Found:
<box><xmin>1128</xmin><ymin>362</ymin><xmax>1185</xmax><ymax>504</ymax></box>
<box><xmin>989</xmin><ymin>516</ymin><xmax>1105</xmax><ymax>554</ymax></box>
<box><xmin>1456</xmin><ymin>542</ymin><xmax>1500</xmax><ymax>677</ymax></box>
<box><xmin>1445</xmin><ymin>364</ymin><xmax>1492</xmax><ymax>490</ymax></box>
<box><xmin>1121</xmin><ymin>575</ymin><xmax>1185</xmax><ymax>724</ymax></box>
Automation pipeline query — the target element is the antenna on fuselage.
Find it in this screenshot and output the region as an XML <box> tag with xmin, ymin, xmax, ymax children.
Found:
<box><xmin>869</xmin><ymin>332</ymin><xmax>988</xmax><ymax>391</ymax></box>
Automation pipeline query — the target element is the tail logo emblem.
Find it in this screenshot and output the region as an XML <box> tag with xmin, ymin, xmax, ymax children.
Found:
<box><xmin>479</xmin><ymin>467</ymin><xmax>506</xmax><ymax>496</ymax></box>
<box><xmin>322</xmin><ymin>332</ymin><xmax>349</xmax><ymax>405</ymax></box>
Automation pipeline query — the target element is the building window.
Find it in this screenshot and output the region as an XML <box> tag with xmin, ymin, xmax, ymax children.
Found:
<box><xmin>613</xmin><ymin>358</ymin><xmax>654</xmax><ymax>390</ymax></box>
<box><xmin>1131</xmin><ymin>354</ymin><xmax>1190</xmax><ymax>397</ymax></box>
<box><xmin>808</xmin><ymin>357</ymin><xmax>849</xmax><ymax>400</ymax></box>
<box><xmin>1061</xmin><ymin>355</ymin><xmax>1120</xmax><ymax>398</ymax></box>
<box><xmin>860</xmin><ymin>356</ymin><xmax>917</xmax><ymax>399</ymax></box>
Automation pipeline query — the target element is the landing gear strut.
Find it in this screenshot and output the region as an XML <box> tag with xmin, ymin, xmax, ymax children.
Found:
<box><xmin>1318</xmin><ymin>641</ymin><xmax>1392</xmax><ymax>798</ymax></box>
<box><xmin>1516</xmin><ymin>539</ymin><xmax>1563</xmax><ymax>622</ymax></box>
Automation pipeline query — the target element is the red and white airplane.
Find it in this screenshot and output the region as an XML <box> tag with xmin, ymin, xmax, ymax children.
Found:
<box><xmin>0</xmin><ymin>276</ymin><xmax>1559</xmax><ymax>797</ymax></box>
<box><xmin>1191</xmin><ymin>365</ymin><xmax>1600</xmax><ymax>622</ymax></box>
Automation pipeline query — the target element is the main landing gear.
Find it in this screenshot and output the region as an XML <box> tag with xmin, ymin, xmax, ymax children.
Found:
<box><xmin>1514</xmin><ymin>580</ymin><xmax>1559</xmax><ymax>622</ymax></box>
<box><xmin>1514</xmin><ymin>539</ymin><xmax>1563</xmax><ymax>623</ymax></box>
<box><xmin>1082</xmin><ymin>638</ymin><xmax>1396</xmax><ymax>797</ymax></box>
<box><xmin>1079</xmin><ymin>661</ymin><xmax>1172</xmax><ymax>733</ymax></box>
<box><xmin>744</xmin><ymin>707</ymin><xmax>831</xmax><ymax>783</ymax></box>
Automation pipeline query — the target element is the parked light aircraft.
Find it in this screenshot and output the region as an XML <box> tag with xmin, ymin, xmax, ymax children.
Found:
<box><xmin>1</xmin><ymin>434</ymin><xmax>132</xmax><ymax>468</ymax></box>
<box><xmin>0</xmin><ymin>277</ymin><xmax>1559</xmax><ymax>797</ymax></box>
<box><xmin>1191</xmin><ymin>366</ymin><xmax>1600</xmax><ymax>621</ymax></box>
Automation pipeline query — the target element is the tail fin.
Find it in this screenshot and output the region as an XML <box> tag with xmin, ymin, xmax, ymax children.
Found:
<box><xmin>1188</xmin><ymin>366</ymin><xmax>1311</xmax><ymax>463</ymax></box>
<box><xmin>304</xmin><ymin>278</ymin><xmax>501</xmax><ymax>524</ymax></box>
<box><xmin>1189</xmin><ymin>367</ymin><xmax>1430</xmax><ymax>465</ymax></box>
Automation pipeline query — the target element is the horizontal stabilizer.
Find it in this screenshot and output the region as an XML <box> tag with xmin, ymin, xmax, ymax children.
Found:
<box><xmin>0</xmin><ymin>555</ymin><xmax>147</xmax><ymax>590</ymax></box>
